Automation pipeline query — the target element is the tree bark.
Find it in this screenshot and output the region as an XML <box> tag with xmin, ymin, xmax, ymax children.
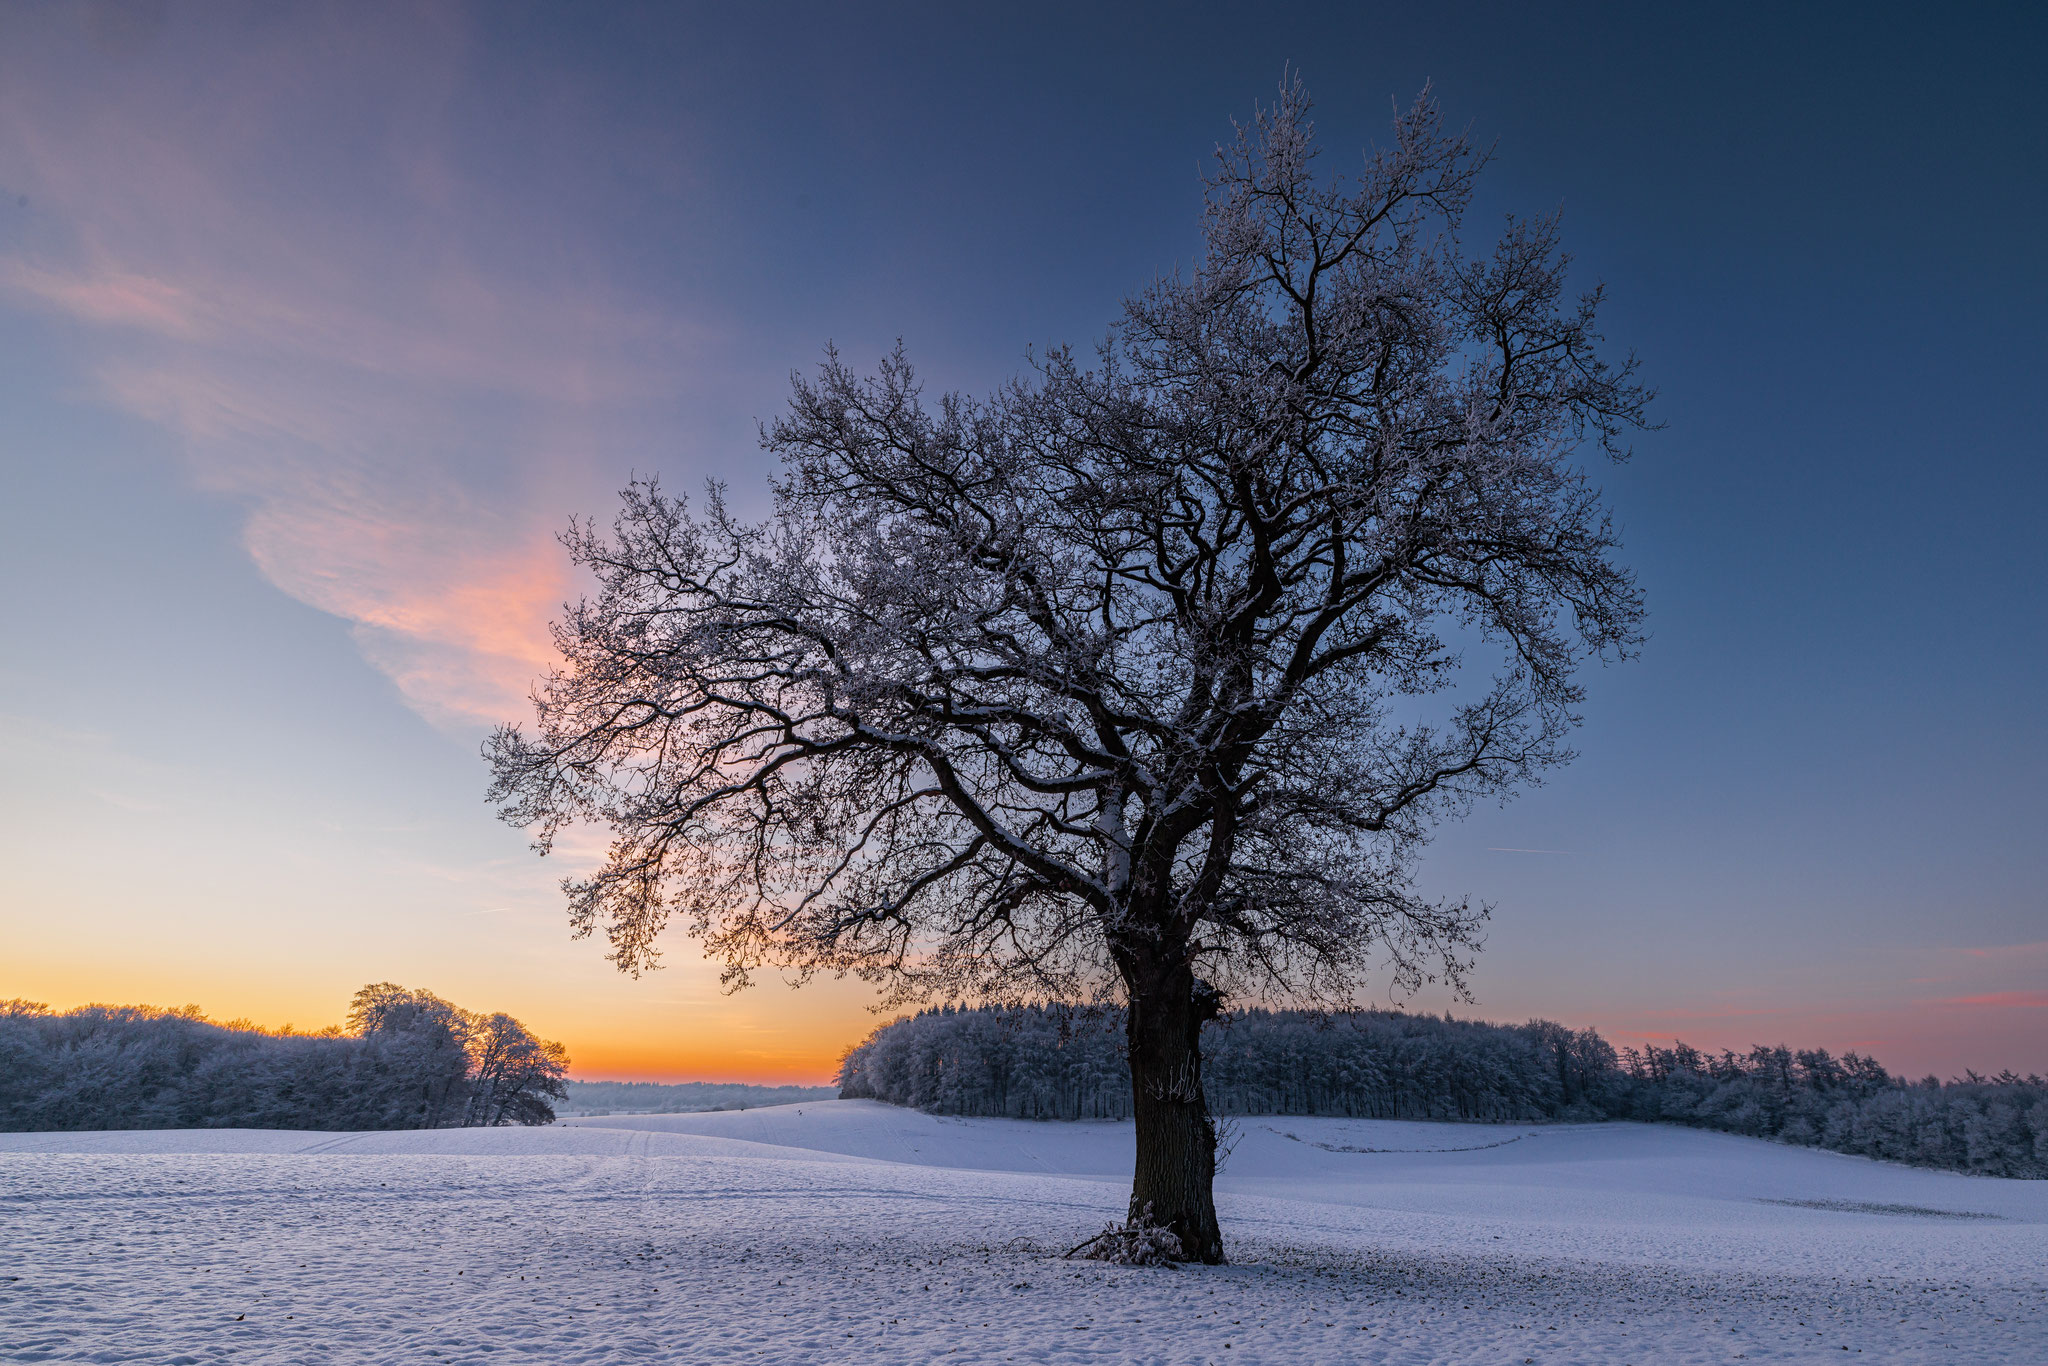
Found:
<box><xmin>1124</xmin><ymin>963</ymin><xmax>1226</xmax><ymax>1263</ymax></box>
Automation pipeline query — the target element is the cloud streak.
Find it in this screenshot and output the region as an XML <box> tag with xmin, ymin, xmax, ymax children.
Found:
<box><xmin>1958</xmin><ymin>941</ymin><xmax>2048</xmax><ymax>959</ymax></box>
<box><xmin>0</xmin><ymin>262</ymin><xmax>204</xmax><ymax>337</ymax></box>
<box><xmin>0</xmin><ymin>3</ymin><xmax>714</xmax><ymax>730</ymax></box>
<box><xmin>1924</xmin><ymin>991</ymin><xmax>2048</xmax><ymax>1009</ymax></box>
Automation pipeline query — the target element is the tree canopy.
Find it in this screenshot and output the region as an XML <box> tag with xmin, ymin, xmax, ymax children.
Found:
<box><xmin>487</xmin><ymin>78</ymin><xmax>1649</xmax><ymax>1006</ymax></box>
<box><xmin>487</xmin><ymin>77</ymin><xmax>1653</xmax><ymax>1260</ymax></box>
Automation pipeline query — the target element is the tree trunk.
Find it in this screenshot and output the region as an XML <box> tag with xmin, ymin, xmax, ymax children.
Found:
<box><xmin>1124</xmin><ymin>964</ymin><xmax>1225</xmax><ymax>1263</ymax></box>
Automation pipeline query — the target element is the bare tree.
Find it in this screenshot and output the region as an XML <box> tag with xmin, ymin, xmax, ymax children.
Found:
<box><xmin>461</xmin><ymin>1011</ymin><xmax>570</xmax><ymax>1126</ymax></box>
<box><xmin>348</xmin><ymin>982</ymin><xmax>472</xmax><ymax>1129</ymax></box>
<box><xmin>487</xmin><ymin>78</ymin><xmax>1650</xmax><ymax>1261</ymax></box>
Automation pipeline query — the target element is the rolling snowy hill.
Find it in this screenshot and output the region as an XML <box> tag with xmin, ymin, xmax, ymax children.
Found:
<box><xmin>3</xmin><ymin>1101</ymin><xmax>2041</xmax><ymax>1362</ymax></box>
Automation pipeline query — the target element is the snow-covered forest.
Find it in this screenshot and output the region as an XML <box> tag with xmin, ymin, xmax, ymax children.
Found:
<box><xmin>0</xmin><ymin>984</ymin><xmax>568</xmax><ymax>1131</ymax></box>
<box><xmin>838</xmin><ymin>1005</ymin><xmax>1617</xmax><ymax>1122</ymax></box>
<box><xmin>1619</xmin><ymin>1040</ymin><xmax>2046</xmax><ymax>1178</ymax></box>
<box><xmin>837</xmin><ymin>1005</ymin><xmax>2048</xmax><ymax>1177</ymax></box>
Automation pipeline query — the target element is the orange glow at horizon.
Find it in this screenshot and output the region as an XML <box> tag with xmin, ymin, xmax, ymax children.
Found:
<box><xmin>13</xmin><ymin>946</ymin><xmax>2048</xmax><ymax>1088</ymax></box>
<box><xmin>563</xmin><ymin>1037</ymin><xmax>855</xmax><ymax>1086</ymax></box>
<box><xmin>6</xmin><ymin>941</ymin><xmax>891</xmax><ymax>1088</ymax></box>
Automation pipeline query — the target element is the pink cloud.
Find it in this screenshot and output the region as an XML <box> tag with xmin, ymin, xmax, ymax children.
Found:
<box><xmin>1924</xmin><ymin>991</ymin><xmax>2048</xmax><ymax>1009</ymax></box>
<box><xmin>0</xmin><ymin>262</ymin><xmax>204</xmax><ymax>337</ymax></box>
<box><xmin>1958</xmin><ymin>941</ymin><xmax>2048</xmax><ymax>959</ymax></box>
<box><xmin>0</xmin><ymin>5</ymin><xmax>721</xmax><ymax>732</ymax></box>
<box><xmin>8</xmin><ymin>249</ymin><xmax>681</xmax><ymax>407</ymax></box>
<box><xmin>79</xmin><ymin>347</ymin><xmax>606</xmax><ymax>727</ymax></box>
<box><xmin>244</xmin><ymin>500</ymin><xmax>575</xmax><ymax>728</ymax></box>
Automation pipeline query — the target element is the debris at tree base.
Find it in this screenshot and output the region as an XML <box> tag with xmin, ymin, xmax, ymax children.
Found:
<box><xmin>1067</xmin><ymin>1203</ymin><xmax>1184</xmax><ymax>1266</ymax></box>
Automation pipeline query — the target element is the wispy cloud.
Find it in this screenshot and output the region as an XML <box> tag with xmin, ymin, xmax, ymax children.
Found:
<box><xmin>85</xmin><ymin>787</ymin><xmax>166</xmax><ymax>815</ymax></box>
<box><xmin>1924</xmin><ymin>991</ymin><xmax>2048</xmax><ymax>1009</ymax></box>
<box><xmin>1</xmin><ymin>262</ymin><xmax>205</xmax><ymax>337</ymax></box>
<box><xmin>0</xmin><ymin>4</ymin><xmax>715</xmax><ymax>730</ymax></box>
<box><xmin>1958</xmin><ymin>941</ymin><xmax>2048</xmax><ymax>959</ymax></box>
<box><xmin>0</xmin><ymin>713</ymin><xmax>170</xmax><ymax>811</ymax></box>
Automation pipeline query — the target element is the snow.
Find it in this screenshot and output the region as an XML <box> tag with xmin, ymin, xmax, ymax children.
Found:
<box><xmin>3</xmin><ymin>1102</ymin><xmax>2042</xmax><ymax>1363</ymax></box>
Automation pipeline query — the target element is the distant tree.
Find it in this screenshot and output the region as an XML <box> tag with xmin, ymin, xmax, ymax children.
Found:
<box><xmin>487</xmin><ymin>78</ymin><xmax>1652</xmax><ymax>1260</ymax></box>
<box><xmin>460</xmin><ymin>1011</ymin><xmax>570</xmax><ymax>1126</ymax></box>
<box><xmin>347</xmin><ymin>983</ymin><xmax>474</xmax><ymax>1128</ymax></box>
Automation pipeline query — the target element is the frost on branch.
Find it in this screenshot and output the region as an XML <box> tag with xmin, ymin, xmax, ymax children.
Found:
<box><xmin>484</xmin><ymin>72</ymin><xmax>1653</xmax><ymax>1264</ymax></box>
<box><xmin>1069</xmin><ymin>1203</ymin><xmax>1185</xmax><ymax>1266</ymax></box>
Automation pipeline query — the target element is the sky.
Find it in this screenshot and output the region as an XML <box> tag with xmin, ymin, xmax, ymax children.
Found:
<box><xmin>2</xmin><ymin>1</ymin><xmax>2043</xmax><ymax>1083</ymax></box>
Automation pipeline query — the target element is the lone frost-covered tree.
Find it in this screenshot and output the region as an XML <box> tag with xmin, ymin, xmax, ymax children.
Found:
<box><xmin>487</xmin><ymin>79</ymin><xmax>1650</xmax><ymax>1262</ymax></box>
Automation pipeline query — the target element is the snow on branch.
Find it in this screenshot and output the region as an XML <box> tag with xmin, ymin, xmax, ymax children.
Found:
<box><xmin>487</xmin><ymin>78</ymin><xmax>1651</xmax><ymax>1009</ymax></box>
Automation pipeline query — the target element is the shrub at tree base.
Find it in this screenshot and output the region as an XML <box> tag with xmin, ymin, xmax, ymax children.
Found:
<box><xmin>838</xmin><ymin>1004</ymin><xmax>2048</xmax><ymax>1179</ymax></box>
<box><xmin>1071</xmin><ymin>1203</ymin><xmax>1185</xmax><ymax>1266</ymax></box>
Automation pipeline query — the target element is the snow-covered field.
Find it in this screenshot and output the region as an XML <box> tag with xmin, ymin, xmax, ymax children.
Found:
<box><xmin>3</xmin><ymin>1102</ymin><xmax>2041</xmax><ymax>1363</ymax></box>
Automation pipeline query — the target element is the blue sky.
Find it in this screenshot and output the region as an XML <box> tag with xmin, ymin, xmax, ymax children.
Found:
<box><xmin>1</xmin><ymin>1</ymin><xmax>2042</xmax><ymax>1079</ymax></box>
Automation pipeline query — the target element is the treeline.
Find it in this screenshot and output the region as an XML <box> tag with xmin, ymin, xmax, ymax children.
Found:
<box><xmin>837</xmin><ymin>1004</ymin><xmax>1618</xmax><ymax>1123</ymax></box>
<box><xmin>0</xmin><ymin>983</ymin><xmax>568</xmax><ymax>1132</ymax></box>
<box><xmin>837</xmin><ymin>1004</ymin><xmax>2048</xmax><ymax>1177</ymax></box>
<box><xmin>1617</xmin><ymin>1041</ymin><xmax>2046</xmax><ymax>1179</ymax></box>
<box><xmin>560</xmin><ymin>1080</ymin><xmax>836</xmax><ymax>1114</ymax></box>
